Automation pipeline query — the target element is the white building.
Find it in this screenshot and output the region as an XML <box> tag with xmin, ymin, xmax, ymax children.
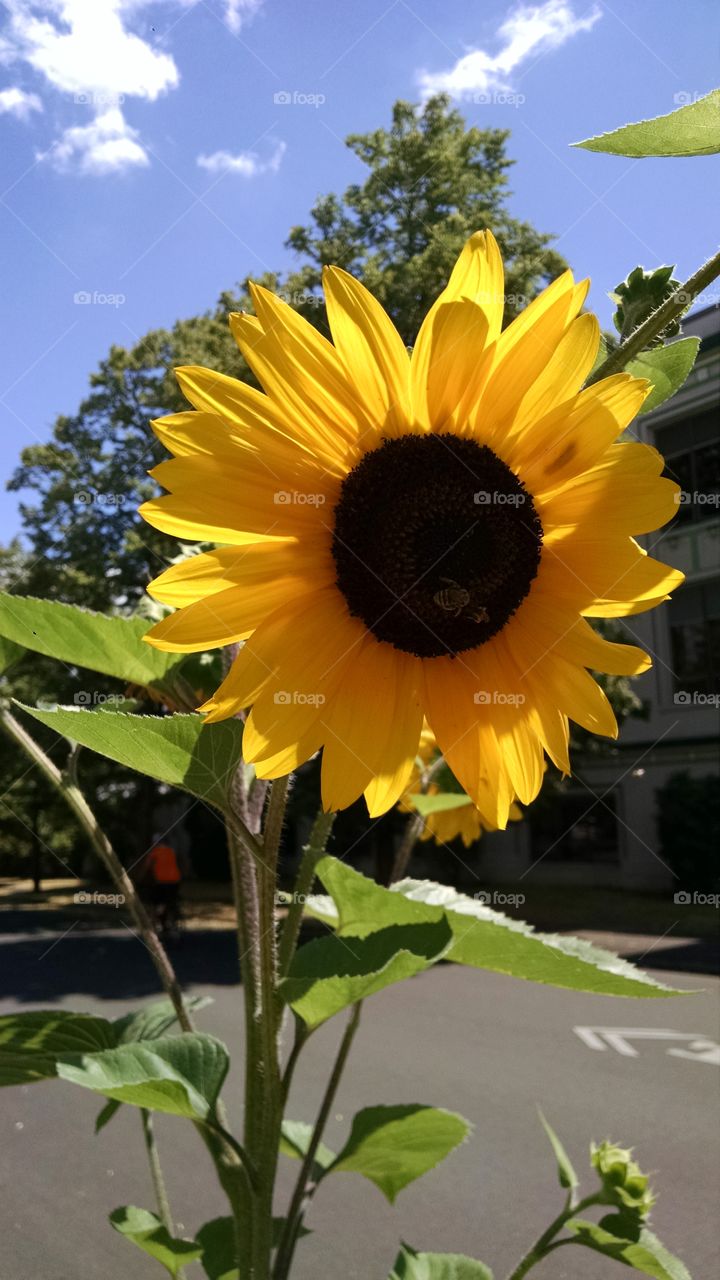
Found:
<box><xmin>481</xmin><ymin>305</ymin><xmax>719</xmax><ymax>890</ymax></box>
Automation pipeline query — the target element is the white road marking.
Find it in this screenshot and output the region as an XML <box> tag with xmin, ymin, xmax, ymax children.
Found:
<box><xmin>573</xmin><ymin>1026</ymin><xmax>720</xmax><ymax>1063</ymax></box>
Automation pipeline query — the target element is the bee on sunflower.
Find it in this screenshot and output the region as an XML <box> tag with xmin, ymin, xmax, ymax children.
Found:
<box><xmin>141</xmin><ymin>231</ymin><xmax>683</xmax><ymax>825</ymax></box>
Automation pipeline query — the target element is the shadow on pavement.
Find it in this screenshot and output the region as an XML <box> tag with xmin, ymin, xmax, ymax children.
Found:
<box><xmin>2</xmin><ymin>913</ymin><xmax>241</xmax><ymax>1004</ymax></box>
<box><xmin>625</xmin><ymin>939</ymin><xmax>720</xmax><ymax>976</ymax></box>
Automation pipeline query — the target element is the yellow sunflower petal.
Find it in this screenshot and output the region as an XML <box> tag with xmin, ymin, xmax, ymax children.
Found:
<box><xmin>145</xmin><ymin>578</ymin><xmax>312</xmax><ymax>653</ymax></box>
<box><xmin>319</xmin><ymin>636</ymin><xmax>424</xmax><ymax>815</ymax></box>
<box><xmin>508</xmin><ymin>627</ymin><xmax>618</xmax><ymax>738</ymax></box>
<box><xmin>431</xmin><ymin>229</ymin><xmax>504</xmax><ymax>334</ymax></box>
<box><xmin>248</xmin><ymin>726</ymin><xmax>323</xmax><ymax>779</ymax></box>
<box><xmin>539</xmin><ymin>535</ymin><xmax>685</xmax><ymax>616</ymax></box>
<box><xmin>144</xmin><ymin>542</ymin><xmax>335</xmax><ymax>652</ymax></box>
<box><xmin>199</xmin><ymin>588</ymin><xmax>364</xmax><ymax>723</ymax></box>
<box><xmin>472</xmin><ymin>270</ymin><xmax>588</xmax><ymax>442</ymax></box>
<box><xmin>323</xmin><ymin>266</ymin><xmax>411</xmax><ymax>435</ymax></box>
<box><xmin>422</xmin><ymin>656</ymin><xmax>514</xmax><ymax>828</ymax></box>
<box><xmin>148</xmin><ymin>541</ymin><xmax>328</xmax><ymax>608</ymax></box>
<box><xmin>244</xmin><ymin>283</ymin><xmax>380</xmax><ymax>453</ymax></box>
<box><xmin>508</xmin><ymin>374</ymin><xmax>650</xmax><ymax>494</ymax></box>
<box><xmin>149</xmin><ymin>454</ymin><xmax>337</xmax><ymax>541</ymax></box>
<box><xmin>173</xmin><ymin>366</ymin><xmax>345</xmax><ymax>474</ymax></box>
<box><xmin>540</xmin><ymin>447</ymin><xmax>679</xmax><ymax>533</ymax></box>
<box><xmin>504</xmin><ymin>313</ymin><xmax>600</xmax><ymax>444</ymax></box>
<box><xmin>411</xmin><ymin>230</ymin><xmax>503</xmax><ymax>428</ymax></box>
<box><xmin>423</xmin><ymin>300</ymin><xmax>491</xmax><ymax>432</ymax></box>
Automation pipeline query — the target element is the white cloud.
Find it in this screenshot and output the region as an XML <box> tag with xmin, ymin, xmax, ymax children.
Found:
<box><xmin>0</xmin><ymin>1</ymin><xmax>267</xmax><ymax>175</ymax></box>
<box><xmin>0</xmin><ymin>85</ymin><xmax>42</xmax><ymax>119</ymax></box>
<box><xmin>223</xmin><ymin>0</ymin><xmax>265</xmax><ymax>34</ymax></box>
<box><xmin>39</xmin><ymin>105</ymin><xmax>149</xmax><ymax>174</ymax></box>
<box><xmin>1</xmin><ymin>1</ymin><xmax>179</xmax><ymax>100</ymax></box>
<box><xmin>417</xmin><ymin>1</ymin><xmax>602</xmax><ymax>100</ymax></box>
<box><xmin>197</xmin><ymin>139</ymin><xmax>286</xmax><ymax>177</ymax></box>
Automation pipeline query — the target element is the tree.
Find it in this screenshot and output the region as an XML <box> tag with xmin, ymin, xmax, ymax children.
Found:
<box><xmin>285</xmin><ymin>96</ymin><xmax>567</xmax><ymax>341</ymax></box>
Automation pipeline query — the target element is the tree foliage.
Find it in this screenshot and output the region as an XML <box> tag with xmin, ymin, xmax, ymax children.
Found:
<box><xmin>285</xmin><ymin>96</ymin><xmax>566</xmax><ymax>343</ymax></box>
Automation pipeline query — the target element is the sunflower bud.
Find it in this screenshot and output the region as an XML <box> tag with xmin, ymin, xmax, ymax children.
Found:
<box><xmin>591</xmin><ymin>1141</ymin><xmax>656</xmax><ymax>1218</ymax></box>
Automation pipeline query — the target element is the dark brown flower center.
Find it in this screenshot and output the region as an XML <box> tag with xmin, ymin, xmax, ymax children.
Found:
<box><xmin>331</xmin><ymin>433</ymin><xmax>542</xmax><ymax>658</ymax></box>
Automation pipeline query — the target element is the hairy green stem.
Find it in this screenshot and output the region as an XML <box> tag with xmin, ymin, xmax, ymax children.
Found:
<box><xmin>391</xmin><ymin>812</ymin><xmax>424</xmax><ymax>883</ymax></box>
<box><xmin>1</xmin><ymin>708</ymin><xmax>192</xmax><ymax>1032</ymax></box>
<box><xmin>391</xmin><ymin>753</ymin><xmax>448</xmax><ymax>883</ymax></box>
<box><xmin>141</xmin><ymin>1109</ymin><xmax>175</xmax><ymax>1232</ymax></box>
<box><xmin>273</xmin><ymin>1003</ymin><xmax>362</xmax><ymax>1280</ymax></box>
<box><xmin>226</xmin><ymin>810</ymin><xmax>262</xmax><ymax>1272</ymax></box>
<box><xmin>226</xmin><ymin>773</ymin><xmax>291</xmax><ymax>1278</ymax></box>
<box><xmin>277</xmin><ymin>809</ymin><xmax>336</xmax><ymax>979</ymax></box>
<box><xmin>252</xmin><ymin>778</ymin><xmax>288</xmax><ymax>1276</ymax></box>
<box><xmin>505</xmin><ymin>1194</ymin><xmax>601</xmax><ymax>1279</ymax></box>
<box><xmin>588</xmin><ymin>247</ymin><xmax>720</xmax><ymax>385</ymax></box>
<box><xmin>281</xmin><ymin>1018</ymin><xmax>309</xmax><ymax>1108</ymax></box>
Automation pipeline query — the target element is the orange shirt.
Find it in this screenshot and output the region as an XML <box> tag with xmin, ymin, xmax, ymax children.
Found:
<box><xmin>147</xmin><ymin>844</ymin><xmax>181</xmax><ymax>884</ymax></box>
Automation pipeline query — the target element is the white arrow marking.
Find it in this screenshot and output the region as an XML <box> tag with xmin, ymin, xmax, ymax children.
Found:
<box><xmin>667</xmin><ymin>1040</ymin><xmax>720</xmax><ymax>1065</ymax></box>
<box><xmin>573</xmin><ymin>1027</ymin><xmax>719</xmax><ymax>1061</ymax></box>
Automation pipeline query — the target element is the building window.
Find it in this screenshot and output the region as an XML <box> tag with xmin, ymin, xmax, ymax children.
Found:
<box><xmin>654</xmin><ymin>410</ymin><xmax>720</xmax><ymax>525</ymax></box>
<box><xmin>667</xmin><ymin>579</ymin><xmax>720</xmax><ymax>695</ymax></box>
<box><xmin>529</xmin><ymin>787</ymin><xmax>619</xmax><ymax>863</ymax></box>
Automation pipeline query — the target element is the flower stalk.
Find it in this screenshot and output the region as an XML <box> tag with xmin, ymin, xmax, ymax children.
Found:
<box><xmin>274</xmin><ymin>1002</ymin><xmax>362</xmax><ymax>1280</ymax></box>
<box><xmin>278</xmin><ymin>809</ymin><xmax>336</xmax><ymax>978</ymax></box>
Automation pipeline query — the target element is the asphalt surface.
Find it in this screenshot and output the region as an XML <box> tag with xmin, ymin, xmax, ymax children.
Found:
<box><xmin>2</xmin><ymin>920</ymin><xmax>719</xmax><ymax>1280</ymax></box>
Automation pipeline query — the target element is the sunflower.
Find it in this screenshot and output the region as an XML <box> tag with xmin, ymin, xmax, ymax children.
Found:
<box><xmin>141</xmin><ymin>231</ymin><xmax>683</xmax><ymax>824</ymax></box>
<box><xmin>399</xmin><ymin>727</ymin><xmax>523</xmax><ymax>849</ymax></box>
<box><xmin>417</xmin><ymin>798</ymin><xmax>521</xmax><ymax>850</ymax></box>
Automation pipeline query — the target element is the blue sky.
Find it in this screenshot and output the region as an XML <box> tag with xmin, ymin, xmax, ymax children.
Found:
<box><xmin>0</xmin><ymin>0</ymin><xmax>718</xmax><ymax>542</ymax></box>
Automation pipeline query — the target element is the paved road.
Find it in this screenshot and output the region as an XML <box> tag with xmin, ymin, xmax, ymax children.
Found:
<box><xmin>2</xmin><ymin>921</ymin><xmax>719</xmax><ymax>1279</ymax></box>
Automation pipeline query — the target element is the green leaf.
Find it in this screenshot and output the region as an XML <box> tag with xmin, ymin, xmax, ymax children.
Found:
<box><xmin>408</xmin><ymin>792</ymin><xmax>473</xmax><ymax>816</ymax></box>
<box><xmin>94</xmin><ymin>998</ymin><xmax>211</xmax><ymax>1132</ymax></box>
<box><xmin>0</xmin><ymin>633</ymin><xmax>24</xmax><ymax>676</ymax></box>
<box><xmin>57</xmin><ymin>1032</ymin><xmax>229</xmax><ymax>1120</ymax></box>
<box><xmin>0</xmin><ymin>592</ymin><xmax>186</xmax><ymax>693</ymax></box>
<box><xmin>538</xmin><ymin>1110</ymin><xmax>578</xmax><ymax>1192</ymax></box>
<box><xmin>95</xmin><ymin>1098</ymin><xmax>122</xmax><ymax>1133</ymax></box>
<box><xmin>114</xmin><ymin>996</ymin><xmax>212</xmax><ymax>1044</ymax></box>
<box><xmin>196</xmin><ymin>1216</ymin><xmax>310</xmax><ymax>1280</ymax></box>
<box><xmin>110</xmin><ymin>1206</ymin><xmax>203</xmax><ymax>1277</ymax></box>
<box><xmin>330</xmin><ymin>1104</ymin><xmax>470</xmax><ymax>1203</ymax></box>
<box><xmin>302</xmin><ymin>859</ymin><xmax>683</xmax><ymax>998</ymax></box>
<box><xmin>628</xmin><ymin>337</ymin><xmax>701</xmax><ymax>414</ymax></box>
<box><xmin>279</xmin><ymin>1119</ymin><xmax>337</xmax><ymax>1179</ymax></box>
<box><xmin>573</xmin><ymin>89</ymin><xmax>720</xmax><ymax>157</ymax></box>
<box><xmin>389</xmin><ymin>1243</ymin><xmax>494</xmax><ymax>1279</ymax></box>
<box><xmin>281</xmin><ymin>918</ymin><xmax>453</xmax><ymax>1029</ymax></box>
<box><xmin>16</xmin><ymin>704</ymin><xmax>243</xmax><ymax>811</ymax></box>
<box><xmin>195</xmin><ymin>1218</ymin><xmax>238</xmax><ymax>1280</ymax></box>
<box><xmin>566</xmin><ymin>1218</ymin><xmax>692</xmax><ymax>1279</ymax></box>
<box><xmin>0</xmin><ymin>1009</ymin><xmax>116</xmax><ymax>1086</ymax></box>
